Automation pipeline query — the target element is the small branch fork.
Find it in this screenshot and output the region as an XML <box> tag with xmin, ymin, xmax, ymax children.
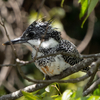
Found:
<box><xmin>1</xmin><ymin>18</ymin><xmax>100</xmax><ymax>100</ymax></box>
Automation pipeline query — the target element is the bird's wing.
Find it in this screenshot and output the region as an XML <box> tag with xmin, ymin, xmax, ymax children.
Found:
<box><xmin>36</xmin><ymin>39</ymin><xmax>82</xmax><ymax>66</ymax></box>
<box><xmin>56</xmin><ymin>39</ymin><xmax>83</xmax><ymax>65</ymax></box>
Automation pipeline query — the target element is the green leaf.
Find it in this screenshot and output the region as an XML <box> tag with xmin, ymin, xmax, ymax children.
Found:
<box><xmin>55</xmin><ymin>96</ymin><xmax>62</xmax><ymax>100</ymax></box>
<box><xmin>81</xmin><ymin>0</ymin><xmax>99</xmax><ymax>28</ymax></box>
<box><xmin>54</xmin><ymin>83</ymin><xmax>61</xmax><ymax>95</ymax></box>
<box><xmin>88</xmin><ymin>0</ymin><xmax>99</xmax><ymax>15</ymax></box>
<box><xmin>21</xmin><ymin>91</ymin><xmax>40</xmax><ymax>100</ymax></box>
<box><xmin>79</xmin><ymin>0</ymin><xmax>88</xmax><ymax>19</ymax></box>
<box><xmin>75</xmin><ymin>87</ymin><xmax>83</xmax><ymax>99</ymax></box>
<box><xmin>81</xmin><ymin>15</ymin><xmax>88</xmax><ymax>28</ymax></box>
<box><xmin>41</xmin><ymin>92</ymin><xmax>47</xmax><ymax>98</ymax></box>
<box><xmin>93</xmin><ymin>86</ymin><xmax>100</xmax><ymax>96</ymax></box>
<box><xmin>32</xmin><ymin>90</ymin><xmax>39</xmax><ymax>95</ymax></box>
<box><xmin>51</xmin><ymin>95</ymin><xmax>59</xmax><ymax>98</ymax></box>
<box><xmin>87</xmin><ymin>95</ymin><xmax>100</xmax><ymax>100</ymax></box>
<box><xmin>61</xmin><ymin>0</ymin><xmax>65</xmax><ymax>7</ymax></box>
<box><xmin>62</xmin><ymin>90</ymin><xmax>73</xmax><ymax>100</ymax></box>
<box><xmin>43</xmin><ymin>97</ymin><xmax>53</xmax><ymax>100</ymax></box>
<box><xmin>78</xmin><ymin>0</ymin><xmax>81</xmax><ymax>3</ymax></box>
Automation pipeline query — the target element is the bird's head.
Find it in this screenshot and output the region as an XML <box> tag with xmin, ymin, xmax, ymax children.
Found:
<box><xmin>3</xmin><ymin>20</ymin><xmax>61</xmax><ymax>49</ymax></box>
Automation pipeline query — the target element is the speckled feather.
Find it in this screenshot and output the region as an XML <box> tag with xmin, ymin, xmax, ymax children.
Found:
<box><xmin>37</xmin><ymin>39</ymin><xmax>82</xmax><ymax>66</ymax></box>
<box><xmin>22</xmin><ymin>21</ymin><xmax>83</xmax><ymax>76</ymax></box>
<box><xmin>22</xmin><ymin>21</ymin><xmax>61</xmax><ymax>42</ymax></box>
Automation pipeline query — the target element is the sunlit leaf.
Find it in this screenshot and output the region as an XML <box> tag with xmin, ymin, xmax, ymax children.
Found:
<box><xmin>79</xmin><ymin>0</ymin><xmax>88</xmax><ymax>19</ymax></box>
<box><xmin>78</xmin><ymin>0</ymin><xmax>81</xmax><ymax>3</ymax></box>
<box><xmin>45</xmin><ymin>86</ymin><xmax>50</xmax><ymax>92</ymax></box>
<box><xmin>51</xmin><ymin>95</ymin><xmax>59</xmax><ymax>98</ymax></box>
<box><xmin>61</xmin><ymin>0</ymin><xmax>65</xmax><ymax>7</ymax></box>
<box><xmin>87</xmin><ymin>95</ymin><xmax>100</xmax><ymax>100</ymax></box>
<box><xmin>80</xmin><ymin>0</ymin><xmax>99</xmax><ymax>28</ymax></box>
<box><xmin>32</xmin><ymin>90</ymin><xmax>39</xmax><ymax>95</ymax></box>
<box><xmin>45</xmin><ymin>83</ymin><xmax>59</xmax><ymax>97</ymax></box>
<box><xmin>81</xmin><ymin>15</ymin><xmax>88</xmax><ymax>28</ymax></box>
<box><xmin>28</xmin><ymin>10</ymin><xmax>43</xmax><ymax>24</ymax></box>
<box><xmin>49</xmin><ymin>7</ymin><xmax>65</xmax><ymax>19</ymax></box>
<box><xmin>76</xmin><ymin>98</ymin><xmax>81</xmax><ymax>100</ymax></box>
<box><xmin>62</xmin><ymin>90</ymin><xmax>73</xmax><ymax>100</ymax></box>
<box><xmin>21</xmin><ymin>91</ymin><xmax>40</xmax><ymax>100</ymax></box>
<box><xmin>55</xmin><ymin>96</ymin><xmax>62</xmax><ymax>100</ymax></box>
<box><xmin>43</xmin><ymin>97</ymin><xmax>53</xmax><ymax>100</ymax></box>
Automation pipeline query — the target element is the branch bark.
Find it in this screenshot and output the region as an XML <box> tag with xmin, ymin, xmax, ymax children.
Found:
<box><xmin>0</xmin><ymin>58</ymin><xmax>95</xmax><ymax>100</ymax></box>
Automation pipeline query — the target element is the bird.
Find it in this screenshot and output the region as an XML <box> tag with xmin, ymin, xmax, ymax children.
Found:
<box><xmin>3</xmin><ymin>20</ymin><xmax>83</xmax><ymax>79</ymax></box>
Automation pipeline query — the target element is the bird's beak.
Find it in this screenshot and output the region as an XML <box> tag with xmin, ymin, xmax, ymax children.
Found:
<box><xmin>3</xmin><ymin>37</ymin><xmax>26</xmax><ymax>45</ymax></box>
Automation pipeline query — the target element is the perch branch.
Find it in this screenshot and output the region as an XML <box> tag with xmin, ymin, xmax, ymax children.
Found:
<box><xmin>17</xmin><ymin>58</ymin><xmax>94</xmax><ymax>83</ymax></box>
<box><xmin>0</xmin><ymin>58</ymin><xmax>95</xmax><ymax>100</ymax></box>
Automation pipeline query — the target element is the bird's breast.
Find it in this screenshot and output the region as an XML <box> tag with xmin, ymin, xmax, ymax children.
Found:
<box><xmin>35</xmin><ymin>55</ymin><xmax>71</xmax><ymax>76</ymax></box>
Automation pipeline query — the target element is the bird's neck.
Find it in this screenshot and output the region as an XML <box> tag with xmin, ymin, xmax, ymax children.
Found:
<box><xmin>41</xmin><ymin>38</ymin><xmax>59</xmax><ymax>48</ymax></box>
<box><xmin>26</xmin><ymin>38</ymin><xmax>59</xmax><ymax>58</ymax></box>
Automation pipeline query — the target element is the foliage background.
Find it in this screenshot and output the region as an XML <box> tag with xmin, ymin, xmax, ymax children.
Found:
<box><xmin>0</xmin><ymin>0</ymin><xmax>100</xmax><ymax>100</ymax></box>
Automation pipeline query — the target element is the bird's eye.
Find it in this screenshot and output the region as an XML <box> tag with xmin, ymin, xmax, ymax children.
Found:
<box><xmin>27</xmin><ymin>31</ymin><xmax>36</xmax><ymax>37</ymax></box>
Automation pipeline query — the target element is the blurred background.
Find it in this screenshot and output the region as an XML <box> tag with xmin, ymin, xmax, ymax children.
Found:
<box><xmin>0</xmin><ymin>0</ymin><xmax>100</xmax><ymax>98</ymax></box>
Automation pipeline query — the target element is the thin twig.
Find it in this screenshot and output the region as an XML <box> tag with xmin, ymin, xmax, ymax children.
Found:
<box><xmin>0</xmin><ymin>64</ymin><xmax>16</xmax><ymax>67</ymax></box>
<box><xmin>83</xmin><ymin>61</ymin><xmax>99</xmax><ymax>91</ymax></box>
<box><xmin>20</xmin><ymin>52</ymin><xmax>100</xmax><ymax>64</ymax></box>
<box><xmin>81</xmin><ymin>53</ymin><xmax>100</xmax><ymax>58</ymax></box>
<box><xmin>1</xmin><ymin>52</ymin><xmax>100</xmax><ymax>68</ymax></box>
<box><xmin>33</xmin><ymin>39</ymin><xmax>44</xmax><ymax>62</ymax></box>
<box><xmin>83</xmin><ymin>78</ymin><xmax>100</xmax><ymax>96</ymax></box>
<box><xmin>0</xmin><ymin>19</ymin><xmax>18</xmax><ymax>58</ymax></box>
<box><xmin>17</xmin><ymin>58</ymin><xmax>94</xmax><ymax>83</ymax></box>
<box><xmin>83</xmin><ymin>58</ymin><xmax>100</xmax><ymax>96</ymax></box>
<box><xmin>16</xmin><ymin>51</ymin><xmax>82</xmax><ymax>65</ymax></box>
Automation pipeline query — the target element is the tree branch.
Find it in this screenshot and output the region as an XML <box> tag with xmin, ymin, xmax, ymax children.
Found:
<box><xmin>83</xmin><ymin>61</ymin><xmax>99</xmax><ymax>91</ymax></box>
<box><xmin>0</xmin><ymin>19</ymin><xmax>18</xmax><ymax>58</ymax></box>
<box><xmin>83</xmin><ymin>58</ymin><xmax>100</xmax><ymax>96</ymax></box>
<box><xmin>83</xmin><ymin>78</ymin><xmax>100</xmax><ymax>96</ymax></box>
<box><xmin>16</xmin><ymin>58</ymin><xmax>94</xmax><ymax>83</ymax></box>
<box><xmin>0</xmin><ymin>83</ymin><xmax>50</xmax><ymax>100</ymax></box>
<box><xmin>0</xmin><ymin>58</ymin><xmax>95</xmax><ymax>100</ymax></box>
<box><xmin>1</xmin><ymin>52</ymin><xmax>100</xmax><ymax>68</ymax></box>
<box><xmin>0</xmin><ymin>64</ymin><xmax>16</xmax><ymax>67</ymax></box>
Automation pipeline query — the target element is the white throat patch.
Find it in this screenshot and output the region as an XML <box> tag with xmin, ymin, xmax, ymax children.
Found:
<box><xmin>27</xmin><ymin>38</ymin><xmax>58</xmax><ymax>48</ymax></box>
<box><xmin>24</xmin><ymin>38</ymin><xmax>59</xmax><ymax>57</ymax></box>
<box><xmin>41</xmin><ymin>38</ymin><xmax>58</xmax><ymax>48</ymax></box>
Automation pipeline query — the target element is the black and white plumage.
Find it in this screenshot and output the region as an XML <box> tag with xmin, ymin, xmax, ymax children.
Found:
<box><xmin>4</xmin><ymin>20</ymin><xmax>83</xmax><ymax>76</ymax></box>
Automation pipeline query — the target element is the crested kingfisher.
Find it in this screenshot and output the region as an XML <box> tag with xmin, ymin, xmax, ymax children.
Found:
<box><xmin>4</xmin><ymin>20</ymin><xmax>83</xmax><ymax>78</ymax></box>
